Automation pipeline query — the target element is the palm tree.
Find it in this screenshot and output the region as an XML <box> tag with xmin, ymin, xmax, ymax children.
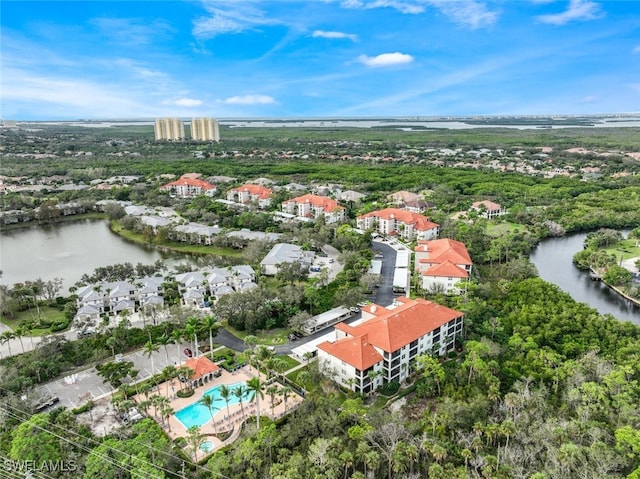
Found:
<box><xmin>265</xmin><ymin>356</ymin><xmax>287</xmax><ymax>380</ymax></box>
<box><xmin>143</xmin><ymin>340</ymin><xmax>159</xmax><ymax>379</ymax></box>
<box><xmin>170</xmin><ymin>329</ymin><xmax>184</xmax><ymax>363</ymax></box>
<box><xmin>233</xmin><ymin>385</ymin><xmax>246</xmax><ymax>418</ymax></box>
<box><xmin>219</xmin><ymin>384</ymin><xmax>232</xmax><ymax>426</ymax></box>
<box><xmin>243</xmin><ymin>335</ymin><xmax>258</xmax><ymax>350</ymax></box>
<box><xmin>176</xmin><ymin>366</ymin><xmax>195</xmax><ymax>391</ymax></box>
<box><xmin>246</xmin><ymin>377</ymin><xmax>264</xmax><ymax>429</ymax></box>
<box><xmin>1</xmin><ymin>331</ymin><xmax>15</xmax><ymax>356</ymax></box>
<box><xmin>281</xmin><ymin>386</ymin><xmax>292</xmax><ymax>413</ymax></box>
<box><xmin>255</xmin><ymin>345</ymin><xmax>274</xmax><ymax>377</ymax></box>
<box><xmin>106</xmin><ymin>336</ymin><xmax>117</xmax><ymax>359</ymax></box>
<box><xmin>157</xmin><ymin>334</ymin><xmax>172</xmax><ymax>364</ymax></box>
<box><xmin>161</xmin><ymin>403</ymin><xmax>175</xmax><ymax>432</ymax></box>
<box><xmin>198</xmin><ymin>394</ymin><xmax>219</xmax><ymax>435</ymax></box>
<box><xmin>187</xmin><ymin>425</ymin><xmax>205</xmax><ymax>462</ymax></box>
<box><xmin>162</xmin><ymin>365</ymin><xmax>177</xmax><ymax>398</ymax></box>
<box><xmin>185</xmin><ymin>317</ymin><xmax>200</xmax><ymax>357</ymax></box>
<box><xmin>266</xmin><ymin>385</ymin><xmax>279</xmax><ymax>416</ymax></box>
<box><xmin>202</xmin><ymin>315</ymin><xmax>218</xmax><ymax>356</ymax></box>
<box><xmin>13</xmin><ymin>326</ymin><xmax>26</xmax><ymax>354</ymax></box>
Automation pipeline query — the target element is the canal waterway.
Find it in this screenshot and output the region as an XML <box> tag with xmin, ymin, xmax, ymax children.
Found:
<box><xmin>0</xmin><ymin>219</ymin><xmax>194</xmax><ymax>293</ymax></box>
<box><xmin>530</xmin><ymin>233</ymin><xmax>639</xmax><ymax>324</ymax></box>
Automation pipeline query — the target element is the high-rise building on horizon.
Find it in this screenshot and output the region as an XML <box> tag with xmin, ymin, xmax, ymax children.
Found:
<box><xmin>191</xmin><ymin>117</ymin><xmax>220</xmax><ymax>142</ymax></box>
<box><xmin>154</xmin><ymin>118</ymin><xmax>185</xmax><ymax>141</ymax></box>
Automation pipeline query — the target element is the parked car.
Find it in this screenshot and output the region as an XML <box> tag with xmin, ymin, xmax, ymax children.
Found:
<box><xmin>35</xmin><ymin>396</ymin><xmax>60</xmax><ymax>413</ymax></box>
<box><xmin>350</xmin><ymin>306</ymin><xmax>360</xmax><ymax>313</ymax></box>
<box><xmin>183</xmin><ymin>348</ymin><xmax>193</xmax><ymax>358</ymax></box>
<box><xmin>329</xmin><ymin>258</ymin><xmax>335</xmax><ymax>263</ymax></box>
<box><xmin>77</xmin><ymin>328</ymin><xmax>96</xmax><ymax>339</ymax></box>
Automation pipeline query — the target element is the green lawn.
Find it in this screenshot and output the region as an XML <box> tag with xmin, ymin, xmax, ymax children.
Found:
<box><xmin>221</xmin><ymin>320</ymin><xmax>290</xmax><ymax>346</ymax></box>
<box><xmin>603</xmin><ymin>238</ymin><xmax>640</xmax><ymax>261</ymax></box>
<box><xmin>275</xmin><ymin>355</ymin><xmax>300</xmax><ymax>372</ymax></box>
<box><xmin>486</xmin><ymin>221</ymin><xmax>529</xmax><ymax>238</ymax></box>
<box><xmin>1</xmin><ymin>306</ymin><xmax>68</xmax><ymax>335</ymax></box>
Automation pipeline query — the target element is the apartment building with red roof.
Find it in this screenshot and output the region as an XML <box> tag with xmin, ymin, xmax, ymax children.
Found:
<box><xmin>414</xmin><ymin>239</ymin><xmax>472</xmax><ymax>294</ymax></box>
<box><xmin>317</xmin><ymin>297</ymin><xmax>463</xmax><ymax>395</ymax></box>
<box><xmin>281</xmin><ymin>193</ymin><xmax>346</xmax><ymax>224</ymax></box>
<box><xmin>160</xmin><ymin>175</ymin><xmax>217</xmax><ymax>198</ymax></box>
<box><xmin>356</xmin><ymin>208</ymin><xmax>439</xmax><ymax>241</ymax></box>
<box><xmin>226</xmin><ymin>184</ymin><xmax>273</xmax><ymax>208</ymax></box>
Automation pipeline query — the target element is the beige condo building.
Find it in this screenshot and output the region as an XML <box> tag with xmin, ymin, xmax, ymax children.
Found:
<box><xmin>191</xmin><ymin>117</ymin><xmax>220</xmax><ymax>142</ymax></box>
<box><xmin>154</xmin><ymin>118</ymin><xmax>185</xmax><ymax>141</ymax></box>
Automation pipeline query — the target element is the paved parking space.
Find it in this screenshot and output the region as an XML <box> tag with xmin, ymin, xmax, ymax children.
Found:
<box><xmin>40</xmin><ymin>343</ymin><xmax>187</xmax><ymax>408</ymax></box>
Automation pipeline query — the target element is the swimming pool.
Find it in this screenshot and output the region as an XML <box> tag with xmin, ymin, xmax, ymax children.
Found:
<box><xmin>174</xmin><ymin>381</ymin><xmax>253</xmax><ymax>429</ymax></box>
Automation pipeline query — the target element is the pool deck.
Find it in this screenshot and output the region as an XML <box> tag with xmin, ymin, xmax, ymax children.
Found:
<box><xmin>134</xmin><ymin>363</ymin><xmax>303</xmax><ymax>458</ymax></box>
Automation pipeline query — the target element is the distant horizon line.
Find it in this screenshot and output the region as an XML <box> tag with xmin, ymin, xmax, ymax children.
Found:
<box><xmin>2</xmin><ymin>112</ymin><xmax>639</xmax><ymax>122</ymax></box>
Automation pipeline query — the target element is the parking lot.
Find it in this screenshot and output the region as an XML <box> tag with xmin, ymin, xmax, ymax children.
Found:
<box><xmin>40</xmin><ymin>343</ymin><xmax>187</xmax><ymax>409</ymax></box>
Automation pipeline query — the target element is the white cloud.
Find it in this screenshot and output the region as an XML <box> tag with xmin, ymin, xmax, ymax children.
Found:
<box><xmin>218</xmin><ymin>95</ymin><xmax>276</xmax><ymax>105</ymax></box>
<box><xmin>193</xmin><ymin>2</ymin><xmax>280</xmax><ymax>39</ymax></box>
<box><xmin>312</xmin><ymin>30</ymin><xmax>358</xmax><ymax>41</ymax></box>
<box><xmin>581</xmin><ymin>95</ymin><xmax>597</xmax><ymax>103</ymax></box>
<box><xmin>633</xmin><ymin>45</ymin><xmax>640</xmax><ymax>55</ymax></box>
<box><xmin>164</xmin><ymin>98</ymin><xmax>203</xmax><ymax>107</ymax></box>
<box><xmin>342</xmin><ymin>0</ymin><xmax>426</xmax><ymax>14</ymax></box>
<box><xmin>537</xmin><ymin>0</ymin><xmax>603</xmax><ymax>25</ymax></box>
<box><xmin>89</xmin><ymin>17</ymin><xmax>173</xmax><ymax>45</ymax></box>
<box><xmin>426</xmin><ymin>1</ymin><xmax>499</xmax><ymax>29</ymax></box>
<box><xmin>343</xmin><ymin>0</ymin><xmax>499</xmax><ymax>27</ymax></box>
<box><xmin>357</xmin><ymin>52</ymin><xmax>414</xmax><ymax>67</ymax></box>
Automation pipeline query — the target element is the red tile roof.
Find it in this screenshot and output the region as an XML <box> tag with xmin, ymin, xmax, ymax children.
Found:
<box><xmin>229</xmin><ymin>184</ymin><xmax>272</xmax><ymax>199</ymax></box>
<box><xmin>284</xmin><ymin>194</ymin><xmax>344</xmax><ymax>213</ymax></box>
<box><xmin>183</xmin><ymin>356</ymin><xmax>220</xmax><ymax>380</ymax></box>
<box><xmin>161</xmin><ymin>178</ymin><xmax>216</xmax><ymax>190</ymax></box>
<box><xmin>358</xmin><ymin>208</ymin><xmax>439</xmax><ymax>232</ymax></box>
<box><xmin>414</xmin><ymin>239</ymin><xmax>472</xmax><ymax>265</ymax></box>
<box><xmin>423</xmin><ymin>261</ymin><xmax>469</xmax><ymax>278</ymax></box>
<box><xmin>317</xmin><ymin>334</ymin><xmax>383</xmax><ymax>370</ymax></box>
<box><xmin>333</xmin><ymin>298</ymin><xmax>463</xmax><ymax>354</ymax></box>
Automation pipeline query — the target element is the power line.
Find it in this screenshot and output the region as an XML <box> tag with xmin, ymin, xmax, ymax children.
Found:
<box><xmin>0</xmin><ymin>405</ymin><xmax>149</xmax><ymax>479</ymax></box>
<box><xmin>0</xmin><ymin>393</ymin><xmax>231</xmax><ymax>479</ymax></box>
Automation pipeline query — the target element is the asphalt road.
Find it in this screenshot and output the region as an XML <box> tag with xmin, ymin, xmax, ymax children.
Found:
<box><xmin>371</xmin><ymin>241</ymin><xmax>398</xmax><ymax>307</ymax></box>
<box><xmin>30</xmin><ymin>240</ymin><xmax>403</xmax><ymax>408</ymax></box>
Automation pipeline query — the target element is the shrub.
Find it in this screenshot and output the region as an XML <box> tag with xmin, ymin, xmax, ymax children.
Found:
<box><xmin>177</xmin><ymin>388</ymin><xmax>194</xmax><ymax>398</ymax></box>
<box><xmin>72</xmin><ymin>400</ymin><xmax>94</xmax><ymax>415</ymax></box>
<box><xmin>380</xmin><ymin>381</ymin><xmax>400</xmax><ymax>396</ymax></box>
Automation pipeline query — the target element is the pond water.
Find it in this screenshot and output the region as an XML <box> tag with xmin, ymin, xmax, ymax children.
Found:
<box><xmin>530</xmin><ymin>233</ymin><xmax>639</xmax><ymax>324</ymax></box>
<box><xmin>0</xmin><ymin>219</ymin><xmax>193</xmax><ymax>293</ymax></box>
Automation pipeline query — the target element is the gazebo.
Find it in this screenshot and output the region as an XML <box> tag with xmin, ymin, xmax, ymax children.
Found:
<box><xmin>183</xmin><ymin>356</ymin><xmax>221</xmax><ymax>388</ymax></box>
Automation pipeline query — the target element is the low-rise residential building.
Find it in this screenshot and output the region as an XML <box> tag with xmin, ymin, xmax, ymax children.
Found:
<box><xmin>281</xmin><ymin>194</ymin><xmax>346</xmax><ymax>223</ymax></box>
<box><xmin>317</xmin><ymin>297</ymin><xmax>464</xmax><ymax>395</ymax></box>
<box><xmin>171</xmin><ymin>223</ymin><xmax>222</xmax><ymax>245</ymax></box>
<box><xmin>415</xmin><ymin>239</ymin><xmax>473</xmax><ymax>294</ymax></box>
<box><xmin>470</xmin><ymin>200</ymin><xmax>506</xmax><ymax>219</ymax></box>
<box><xmin>260</xmin><ymin>243</ymin><xmax>314</xmax><ymax>276</ymax></box>
<box><xmin>356</xmin><ymin>208</ymin><xmax>439</xmax><ymax>241</ymax></box>
<box><xmin>160</xmin><ymin>176</ymin><xmax>217</xmax><ymax>198</ymax></box>
<box><xmin>175</xmin><ymin>265</ymin><xmax>257</xmax><ymax>304</ymax></box>
<box><xmin>388</xmin><ymin>190</ymin><xmax>421</xmax><ymax>205</ymax></box>
<box><xmin>226</xmin><ymin>184</ymin><xmax>273</xmax><ymax>208</ymax></box>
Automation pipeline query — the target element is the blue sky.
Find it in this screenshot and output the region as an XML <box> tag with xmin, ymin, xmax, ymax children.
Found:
<box><xmin>2</xmin><ymin>0</ymin><xmax>639</xmax><ymax>120</ymax></box>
